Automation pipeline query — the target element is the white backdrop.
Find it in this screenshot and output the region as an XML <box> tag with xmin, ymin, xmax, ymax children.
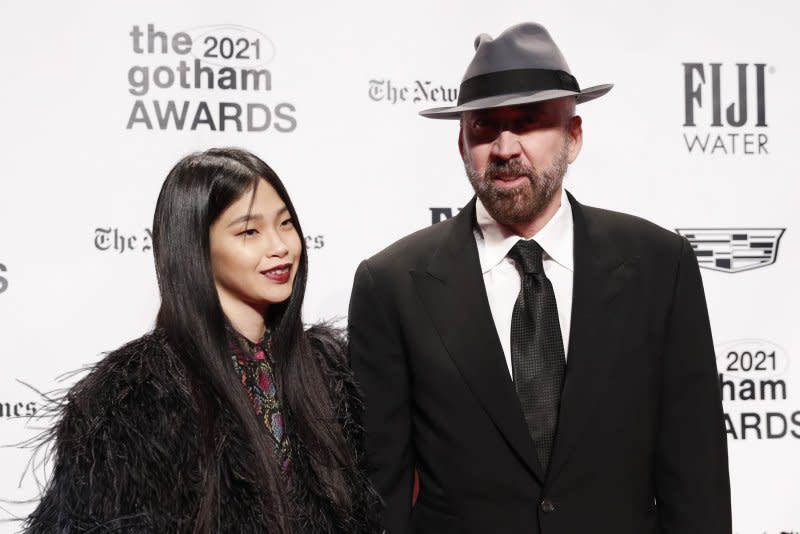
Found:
<box><xmin>1</xmin><ymin>1</ymin><xmax>798</xmax><ymax>532</ymax></box>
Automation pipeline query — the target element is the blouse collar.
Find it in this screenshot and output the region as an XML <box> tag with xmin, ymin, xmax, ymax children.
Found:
<box><xmin>225</xmin><ymin>322</ymin><xmax>271</xmax><ymax>362</ymax></box>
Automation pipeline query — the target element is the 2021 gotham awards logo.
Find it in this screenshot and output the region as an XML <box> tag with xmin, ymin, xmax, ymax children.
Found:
<box><xmin>682</xmin><ymin>62</ymin><xmax>772</xmax><ymax>155</ymax></box>
<box><xmin>126</xmin><ymin>24</ymin><xmax>297</xmax><ymax>132</ymax></box>
<box><xmin>675</xmin><ymin>228</ymin><xmax>785</xmax><ymax>273</ymax></box>
<box><xmin>717</xmin><ymin>339</ymin><xmax>799</xmax><ymax>441</ymax></box>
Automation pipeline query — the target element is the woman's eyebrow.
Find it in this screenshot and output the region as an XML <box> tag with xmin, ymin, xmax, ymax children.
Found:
<box><xmin>227</xmin><ymin>213</ymin><xmax>264</xmax><ymax>227</ymax></box>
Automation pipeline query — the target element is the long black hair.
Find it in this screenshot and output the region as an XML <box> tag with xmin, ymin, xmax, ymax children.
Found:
<box><xmin>152</xmin><ymin>148</ymin><xmax>359</xmax><ymax>533</ymax></box>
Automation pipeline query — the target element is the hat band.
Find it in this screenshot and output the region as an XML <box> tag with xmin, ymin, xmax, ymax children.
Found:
<box><xmin>457</xmin><ymin>68</ymin><xmax>580</xmax><ymax>106</ymax></box>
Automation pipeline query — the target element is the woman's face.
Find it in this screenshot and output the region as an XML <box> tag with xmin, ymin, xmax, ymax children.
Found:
<box><xmin>209</xmin><ymin>179</ymin><xmax>303</xmax><ymax>317</ymax></box>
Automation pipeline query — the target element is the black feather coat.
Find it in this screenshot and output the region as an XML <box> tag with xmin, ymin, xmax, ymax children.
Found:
<box><xmin>23</xmin><ymin>327</ymin><xmax>382</xmax><ymax>533</ymax></box>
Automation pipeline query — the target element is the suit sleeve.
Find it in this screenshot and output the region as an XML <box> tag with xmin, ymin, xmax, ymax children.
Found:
<box><xmin>348</xmin><ymin>259</ymin><xmax>415</xmax><ymax>534</ymax></box>
<box><xmin>655</xmin><ymin>237</ymin><xmax>732</xmax><ymax>533</ymax></box>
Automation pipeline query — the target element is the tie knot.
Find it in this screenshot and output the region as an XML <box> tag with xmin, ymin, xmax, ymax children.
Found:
<box><xmin>511</xmin><ymin>239</ymin><xmax>544</xmax><ymax>275</ymax></box>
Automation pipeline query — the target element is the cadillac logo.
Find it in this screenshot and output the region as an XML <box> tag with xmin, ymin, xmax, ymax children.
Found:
<box><xmin>675</xmin><ymin>228</ymin><xmax>785</xmax><ymax>273</ymax></box>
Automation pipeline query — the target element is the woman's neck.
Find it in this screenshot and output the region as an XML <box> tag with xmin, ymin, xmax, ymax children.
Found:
<box><xmin>218</xmin><ymin>292</ymin><xmax>267</xmax><ymax>343</ymax></box>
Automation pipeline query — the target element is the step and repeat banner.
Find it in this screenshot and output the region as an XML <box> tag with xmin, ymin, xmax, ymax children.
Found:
<box><xmin>0</xmin><ymin>0</ymin><xmax>797</xmax><ymax>532</ymax></box>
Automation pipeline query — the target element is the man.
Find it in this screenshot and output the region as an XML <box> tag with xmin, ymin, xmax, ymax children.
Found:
<box><xmin>348</xmin><ymin>22</ymin><xmax>731</xmax><ymax>534</ymax></box>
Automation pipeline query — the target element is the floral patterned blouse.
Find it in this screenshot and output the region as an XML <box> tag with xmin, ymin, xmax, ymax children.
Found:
<box><xmin>228</xmin><ymin>327</ymin><xmax>291</xmax><ymax>471</ymax></box>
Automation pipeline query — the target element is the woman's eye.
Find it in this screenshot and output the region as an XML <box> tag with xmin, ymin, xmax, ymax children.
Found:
<box><xmin>280</xmin><ymin>218</ymin><xmax>294</xmax><ymax>229</ymax></box>
<box><xmin>238</xmin><ymin>228</ymin><xmax>259</xmax><ymax>237</ymax></box>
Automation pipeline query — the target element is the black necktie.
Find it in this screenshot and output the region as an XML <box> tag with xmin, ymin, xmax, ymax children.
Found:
<box><xmin>509</xmin><ymin>239</ymin><xmax>566</xmax><ymax>471</ymax></box>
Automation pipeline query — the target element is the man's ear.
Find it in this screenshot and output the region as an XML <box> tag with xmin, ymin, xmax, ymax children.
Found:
<box><xmin>458</xmin><ymin>126</ymin><xmax>466</xmax><ymax>161</ymax></box>
<box><xmin>567</xmin><ymin>115</ymin><xmax>583</xmax><ymax>163</ymax></box>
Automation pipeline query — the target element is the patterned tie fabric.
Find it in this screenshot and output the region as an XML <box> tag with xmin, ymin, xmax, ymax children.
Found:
<box><xmin>509</xmin><ymin>239</ymin><xmax>566</xmax><ymax>471</ymax></box>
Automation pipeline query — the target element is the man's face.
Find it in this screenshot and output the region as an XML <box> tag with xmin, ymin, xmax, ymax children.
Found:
<box><xmin>459</xmin><ymin>97</ymin><xmax>583</xmax><ymax>227</ymax></box>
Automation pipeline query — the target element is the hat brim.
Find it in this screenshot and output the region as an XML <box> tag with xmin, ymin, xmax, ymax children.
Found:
<box><xmin>419</xmin><ymin>83</ymin><xmax>613</xmax><ymax>119</ymax></box>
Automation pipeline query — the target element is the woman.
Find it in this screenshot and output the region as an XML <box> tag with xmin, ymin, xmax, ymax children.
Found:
<box><xmin>24</xmin><ymin>148</ymin><xmax>381</xmax><ymax>533</ymax></box>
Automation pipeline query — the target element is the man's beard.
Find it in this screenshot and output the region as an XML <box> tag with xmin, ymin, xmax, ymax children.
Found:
<box><xmin>464</xmin><ymin>139</ymin><xmax>570</xmax><ymax>227</ymax></box>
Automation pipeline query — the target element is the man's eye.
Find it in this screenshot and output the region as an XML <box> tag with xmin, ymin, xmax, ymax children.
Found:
<box><xmin>514</xmin><ymin>116</ymin><xmax>540</xmax><ymax>130</ymax></box>
<box><xmin>470</xmin><ymin>119</ymin><xmax>498</xmax><ymax>137</ymax></box>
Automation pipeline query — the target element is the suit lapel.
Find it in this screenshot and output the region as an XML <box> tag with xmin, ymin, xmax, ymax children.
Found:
<box><xmin>546</xmin><ymin>193</ymin><xmax>637</xmax><ymax>483</ymax></box>
<box><xmin>411</xmin><ymin>198</ymin><xmax>546</xmax><ymax>483</ymax></box>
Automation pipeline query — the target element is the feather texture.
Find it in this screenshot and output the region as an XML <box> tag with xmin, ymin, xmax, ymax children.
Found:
<box><xmin>23</xmin><ymin>328</ymin><xmax>382</xmax><ymax>533</ymax></box>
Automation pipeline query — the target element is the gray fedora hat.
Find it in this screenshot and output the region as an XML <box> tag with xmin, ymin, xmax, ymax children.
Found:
<box><xmin>420</xmin><ymin>22</ymin><xmax>612</xmax><ymax>119</ymax></box>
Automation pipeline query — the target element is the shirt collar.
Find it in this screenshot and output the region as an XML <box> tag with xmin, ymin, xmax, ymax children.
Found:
<box><xmin>475</xmin><ymin>188</ymin><xmax>575</xmax><ymax>273</ymax></box>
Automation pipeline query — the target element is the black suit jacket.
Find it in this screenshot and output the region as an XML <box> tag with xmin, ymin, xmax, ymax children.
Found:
<box><xmin>348</xmin><ymin>193</ymin><xmax>731</xmax><ymax>534</ymax></box>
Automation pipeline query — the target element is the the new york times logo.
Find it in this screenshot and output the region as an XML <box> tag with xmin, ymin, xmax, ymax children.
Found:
<box><xmin>126</xmin><ymin>24</ymin><xmax>296</xmax><ymax>132</ymax></box>
<box><xmin>0</xmin><ymin>399</ymin><xmax>38</xmax><ymax>419</ymax></box>
<box><xmin>683</xmin><ymin>63</ymin><xmax>770</xmax><ymax>155</ymax></box>
<box><xmin>95</xmin><ymin>228</ymin><xmax>153</xmax><ymax>253</ymax></box>
<box><xmin>0</xmin><ymin>262</ymin><xmax>8</xmax><ymax>294</ymax></box>
<box><xmin>369</xmin><ymin>80</ymin><xmax>458</xmax><ymax>105</ymax></box>
<box><xmin>95</xmin><ymin>227</ymin><xmax>326</xmax><ymax>253</ymax></box>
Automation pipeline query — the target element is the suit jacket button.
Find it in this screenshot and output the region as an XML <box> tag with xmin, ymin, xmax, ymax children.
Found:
<box><xmin>540</xmin><ymin>498</ymin><xmax>556</xmax><ymax>513</ymax></box>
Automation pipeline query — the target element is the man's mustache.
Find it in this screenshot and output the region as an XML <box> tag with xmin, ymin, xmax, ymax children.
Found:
<box><xmin>483</xmin><ymin>160</ymin><xmax>536</xmax><ymax>182</ymax></box>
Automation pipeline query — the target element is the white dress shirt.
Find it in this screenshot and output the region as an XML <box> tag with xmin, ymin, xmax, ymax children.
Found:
<box><xmin>473</xmin><ymin>188</ymin><xmax>574</xmax><ymax>378</ymax></box>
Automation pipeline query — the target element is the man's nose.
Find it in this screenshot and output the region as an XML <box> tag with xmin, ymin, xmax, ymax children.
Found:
<box><xmin>490</xmin><ymin>130</ymin><xmax>522</xmax><ymax>161</ymax></box>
